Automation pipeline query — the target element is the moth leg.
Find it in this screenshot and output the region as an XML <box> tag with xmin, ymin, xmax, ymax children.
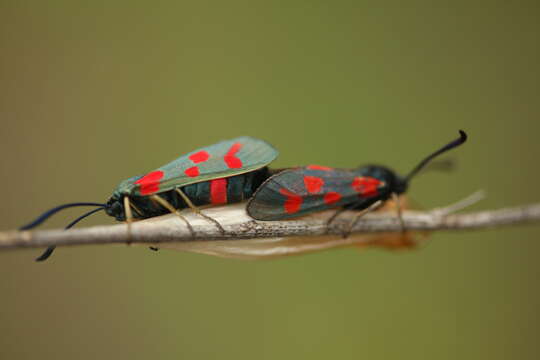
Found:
<box><xmin>325</xmin><ymin>208</ymin><xmax>347</xmax><ymax>233</ymax></box>
<box><xmin>123</xmin><ymin>196</ymin><xmax>134</xmax><ymax>244</ymax></box>
<box><xmin>392</xmin><ymin>192</ymin><xmax>406</xmax><ymax>233</ymax></box>
<box><xmin>150</xmin><ymin>194</ymin><xmax>195</xmax><ymax>236</ymax></box>
<box><xmin>175</xmin><ymin>188</ymin><xmax>225</xmax><ymax>234</ymax></box>
<box><xmin>125</xmin><ymin>198</ymin><xmax>157</xmax><ymax>251</ymax></box>
<box><xmin>129</xmin><ymin>201</ymin><xmax>144</xmax><ymax>218</ymax></box>
<box><xmin>343</xmin><ymin>200</ymin><xmax>383</xmax><ymax>238</ymax></box>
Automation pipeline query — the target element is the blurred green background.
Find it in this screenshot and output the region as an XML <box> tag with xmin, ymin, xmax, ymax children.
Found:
<box><xmin>1</xmin><ymin>1</ymin><xmax>539</xmax><ymax>359</ymax></box>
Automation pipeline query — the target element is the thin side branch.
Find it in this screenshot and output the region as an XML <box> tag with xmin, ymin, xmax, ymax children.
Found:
<box><xmin>1</xmin><ymin>198</ymin><xmax>540</xmax><ymax>255</ymax></box>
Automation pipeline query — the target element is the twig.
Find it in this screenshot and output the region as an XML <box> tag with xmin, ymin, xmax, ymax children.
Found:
<box><xmin>1</xmin><ymin>193</ymin><xmax>540</xmax><ymax>257</ymax></box>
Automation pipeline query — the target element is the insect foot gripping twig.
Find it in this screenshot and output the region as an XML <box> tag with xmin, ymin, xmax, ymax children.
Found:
<box><xmin>343</xmin><ymin>200</ymin><xmax>383</xmax><ymax>238</ymax></box>
<box><xmin>174</xmin><ymin>188</ymin><xmax>226</xmax><ymax>234</ymax></box>
<box><xmin>150</xmin><ymin>195</ymin><xmax>195</xmax><ymax>235</ymax></box>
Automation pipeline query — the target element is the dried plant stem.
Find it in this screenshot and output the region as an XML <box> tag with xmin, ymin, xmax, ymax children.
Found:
<box><xmin>1</xmin><ymin>197</ymin><xmax>539</xmax><ymax>252</ymax></box>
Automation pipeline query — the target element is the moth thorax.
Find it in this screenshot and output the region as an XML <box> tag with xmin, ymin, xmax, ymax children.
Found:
<box><xmin>356</xmin><ymin>165</ymin><xmax>407</xmax><ymax>194</ymax></box>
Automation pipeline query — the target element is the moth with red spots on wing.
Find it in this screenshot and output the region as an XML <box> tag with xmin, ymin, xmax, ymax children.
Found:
<box><xmin>22</xmin><ymin>136</ymin><xmax>279</xmax><ymax>261</ymax></box>
<box><xmin>247</xmin><ymin>131</ymin><xmax>468</xmax><ymax>225</ymax></box>
<box><xmin>247</xmin><ymin>166</ymin><xmax>387</xmax><ymax>220</ymax></box>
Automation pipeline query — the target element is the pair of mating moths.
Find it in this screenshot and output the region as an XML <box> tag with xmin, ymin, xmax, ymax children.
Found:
<box><xmin>21</xmin><ymin>131</ymin><xmax>467</xmax><ymax>261</ymax></box>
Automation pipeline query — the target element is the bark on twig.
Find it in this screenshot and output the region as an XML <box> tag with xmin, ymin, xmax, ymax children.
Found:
<box><xmin>1</xmin><ymin>194</ymin><xmax>540</xmax><ymax>257</ymax></box>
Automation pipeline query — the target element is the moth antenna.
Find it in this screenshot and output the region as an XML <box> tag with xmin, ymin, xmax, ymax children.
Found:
<box><xmin>404</xmin><ymin>130</ymin><xmax>467</xmax><ymax>183</ymax></box>
<box><xmin>20</xmin><ymin>202</ymin><xmax>107</xmax><ymax>230</ymax></box>
<box><xmin>19</xmin><ymin>202</ymin><xmax>106</xmax><ymax>262</ymax></box>
<box><xmin>35</xmin><ymin>207</ymin><xmax>106</xmax><ymax>262</ymax></box>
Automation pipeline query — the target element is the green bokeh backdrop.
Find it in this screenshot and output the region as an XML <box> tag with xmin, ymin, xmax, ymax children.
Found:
<box><xmin>1</xmin><ymin>1</ymin><xmax>539</xmax><ymax>359</ymax></box>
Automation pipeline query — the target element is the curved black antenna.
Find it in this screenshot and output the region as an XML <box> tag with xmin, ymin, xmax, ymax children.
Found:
<box><xmin>35</xmin><ymin>207</ymin><xmax>106</xmax><ymax>262</ymax></box>
<box><xmin>404</xmin><ymin>130</ymin><xmax>467</xmax><ymax>183</ymax></box>
<box><xmin>64</xmin><ymin>207</ymin><xmax>106</xmax><ymax>229</ymax></box>
<box><xmin>19</xmin><ymin>202</ymin><xmax>106</xmax><ymax>230</ymax></box>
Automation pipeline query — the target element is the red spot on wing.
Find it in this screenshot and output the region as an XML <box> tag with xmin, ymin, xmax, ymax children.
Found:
<box><xmin>304</xmin><ymin>176</ymin><xmax>324</xmax><ymax>194</ymax></box>
<box><xmin>210</xmin><ymin>178</ymin><xmax>228</xmax><ymax>205</ymax></box>
<box><xmin>189</xmin><ymin>150</ymin><xmax>210</xmax><ymax>163</ymax></box>
<box><xmin>279</xmin><ymin>188</ymin><xmax>303</xmax><ymax>214</ymax></box>
<box><xmin>306</xmin><ymin>165</ymin><xmax>333</xmax><ymax>171</ymax></box>
<box><xmin>184</xmin><ymin>166</ymin><xmax>200</xmax><ymax>177</ymax></box>
<box><xmin>352</xmin><ymin>177</ymin><xmax>381</xmax><ymax>197</ymax></box>
<box><xmin>135</xmin><ymin>170</ymin><xmax>164</xmax><ymax>195</ymax></box>
<box><xmin>224</xmin><ymin>142</ymin><xmax>243</xmax><ymax>169</ymax></box>
<box><xmin>324</xmin><ymin>192</ymin><xmax>341</xmax><ymax>205</ymax></box>
<box><xmin>226</xmin><ymin>142</ymin><xmax>242</xmax><ymax>155</ymax></box>
<box><xmin>225</xmin><ymin>156</ymin><xmax>242</xmax><ymax>169</ymax></box>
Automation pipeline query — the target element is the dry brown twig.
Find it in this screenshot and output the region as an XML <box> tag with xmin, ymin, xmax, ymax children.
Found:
<box><xmin>1</xmin><ymin>191</ymin><xmax>540</xmax><ymax>259</ymax></box>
